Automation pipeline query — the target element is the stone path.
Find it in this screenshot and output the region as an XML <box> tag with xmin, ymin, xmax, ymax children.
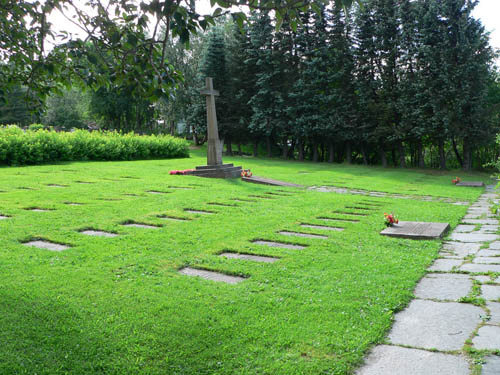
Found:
<box><xmin>357</xmin><ymin>185</ymin><xmax>500</xmax><ymax>375</ymax></box>
<box><xmin>310</xmin><ymin>185</ymin><xmax>469</xmax><ymax>205</ymax></box>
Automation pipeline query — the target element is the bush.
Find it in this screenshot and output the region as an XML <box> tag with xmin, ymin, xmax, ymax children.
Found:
<box><xmin>0</xmin><ymin>126</ymin><xmax>189</xmax><ymax>165</ymax></box>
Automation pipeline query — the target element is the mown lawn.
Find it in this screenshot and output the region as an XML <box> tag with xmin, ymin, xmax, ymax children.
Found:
<box><xmin>0</xmin><ymin>150</ymin><xmax>492</xmax><ymax>374</ymax></box>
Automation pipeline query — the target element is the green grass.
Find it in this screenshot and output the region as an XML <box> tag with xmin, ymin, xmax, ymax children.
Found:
<box><xmin>0</xmin><ymin>149</ymin><xmax>491</xmax><ymax>374</ymax></box>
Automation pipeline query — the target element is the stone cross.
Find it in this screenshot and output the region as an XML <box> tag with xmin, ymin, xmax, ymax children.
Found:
<box><xmin>200</xmin><ymin>77</ymin><xmax>223</xmax><ymax>166</ymax></box>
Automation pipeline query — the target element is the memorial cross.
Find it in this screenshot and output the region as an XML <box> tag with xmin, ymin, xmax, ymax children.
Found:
<box><xmin>200</xmin><ymin>77</ymin><xmax>223</xmax><ymax>166</ymax></box>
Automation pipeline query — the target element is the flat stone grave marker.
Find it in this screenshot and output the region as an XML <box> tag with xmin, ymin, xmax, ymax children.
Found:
<box><xmin>179</xmin><ymin>267</ymin><xmax>245</xmax><ymax>284</ymax></box>
<box><xmin>147</xmin><ymin>190</ymin><xmax>171</xmax><ymax>195</ymax></box>
<box><xmin>47</xmin><ymin>184</ymin><xmax>68</xmax><ymax>188</ymax></box>
<box><xmin>252</xmin><ymin>240</ymin><xmax>306</xmax><ymax>250</ymax></box>
<box><xmin>98</xmin><ymin>198</ymin><xmax>123</xmax><ymax>201</ymax></box>
<box><xmin>81</xmin><ymin>230</ymin><xmax>118</xmax><ymax>238</ymax></box>
<box><xmin>75</xmin><ymin>181</ymin><xmax>94</xmax><ymax>184</ymax></box>
<box><xmin>26</xmin><ymin>207</ymin><xmax>53</xmax><ymax>212</ymax></box>
<box><xmin>64</xmin><ymin>202</ymin><xmax>83</xmax><ymax>206</ymax></box>
<box><xmin>231</xmin><ymin>198</ymin><xmax>258</xmax><ymax>203</ymax></box>
<box><xmin>157</xmin><ymin>215</ymin><xmax>190</xmax><ymax>222</ymax></box>
<box><xmin>380</xmin><ymin>221</ymin><xmax>450</xmax><ymax>240</ymax></box>
<box><xmin>333</xmin><ymin>211</ymin><xmax>368</xmax><ymax>217</ymax></box>
<box><xmin>23</xmin><ymin>240</ymin><xmax>70</xmax><ymax>251</ymax></box>
<box><xmin>122</xmin><ymin>222</ymin><xmax>161</xmax><ymax>229</ymax></box>
<box><xmin>167</xmin><ymin>186</ymin><xmax>193</xmax><ymax>190</ymax></box>
<box><xmin>184</xmin><ymin>209</ymin><xmax>214</xmax><ymax>215</ymax></box>
<box><xmin>242</xmin><ymin>176</ymin><xmax>303</xmax><ymax>188</ymax></box>
<box><xmin>264</xmin><ymin>192</ymin><xmax>291</xmax><ymax>197</ymax></box>
<box><xmin>278</xmin><ymin>231</ymin><xmax>328</xmax><ymax>239</ymax></box>
<box><xmin>318</xmin><ymin>216</ymin><xmax>360</xmax><ymax>223</ymax></box>
<box><xmin>207</xmin><ymin>202</ymin><xmax>238</xmax><ymax>207</ymax></box>
<box><xmin>300</xmin><ymin>224</ymin><xmax>344</xmax><ymax>232</ymax></box>
<box><xmin>248</xmin><ymin>194</ymin><xmax>275</xmax><ymax>200</ymax></box>
<box><xmin>0</xmin><ymin>215</ymin><xmax>9</xmax><ymax>220</ymax></box>
<box><xmin>345</xmin><ymin>206</ymin><xmax>373</xmax><ymax>211</ymax></box>
<box><xmin>456</xmin><ymin>181</ymin><xmax>485</xmax><ymax>187</ymax></box>
<box><xmin>219</xmin><ymin>252</ymin><xmax>279</xmax><ymax>263</ymax></box>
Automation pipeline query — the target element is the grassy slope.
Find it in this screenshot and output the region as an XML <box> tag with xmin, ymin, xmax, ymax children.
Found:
<box><xmin>0</xmin><ymin>150</ymin><xmax>490</xmax><ymax>374</ymax></box>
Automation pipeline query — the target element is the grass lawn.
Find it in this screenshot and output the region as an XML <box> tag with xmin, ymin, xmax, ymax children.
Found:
<box><xmin>0</xmin><ymin>149</ymin><xmax>493</xmax><ymax>374</ymax></box>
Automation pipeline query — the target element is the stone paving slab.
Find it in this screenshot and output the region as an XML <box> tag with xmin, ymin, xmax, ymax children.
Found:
<box><xmin>489</xmin><ymin>241</ymin><xmax>500</xmax><ymax>250</ymax></box>
<box><xmin>472</xmin><ymin>326</ymin><xmax>500</xmax><ymax>350</ymax></box>
<box><xmin>450</xmin><ymin>233</ymin><xmax>499</xmax><ymax>243</ymax></box>
<box><xmin>387</xmin><ymin>299</ymin><xmax>483</xmax><ymax>351</ymax></box>
<box><xmin>482</xmin><ymin>356</ymin><xmax>500</xmax><ymax>375</ymax></box>
<box><xmin>474</xmin><ymin>257</ymin><xmax>500</xmax><ymax>264</ymax></box>
<box><xmin>414</xmin><ymin>274</ymin><xmax>472</xmax><ymax>301</ymax></box>
<box><xmin>476</xmin><ymin>249</ymin><xmax>500</xmax><ymax>257</ymax></box>
<box><xmin>381</xmin><ymin>221</ymin><xmax>450</xmax><ymax>240</ymax></box>
<box><xmin>482</xmin><ymin>285</ymin><xmax>500</xmax><ymax>301</ymax></box>
<box><xmin>487</xmin><ymin>302</ymin><xmax>500</xmax><ymax>324</ymax></box>
<box><xmin>443</xmin><ymin>241</ymin><xmax>482</xmax><ymax>253</ymax></box>
<box><xmin>474</xmin><ymin>275</ymin><xmax>492</xmax><ymax>283</ymax></box>
<box><xmin>461</xmin><ymin>263</ymin><xmax>500</xmax><ymax>273</ymax></box>
<box><xmin>462</xmin><ymin>219</ymin><xmax>499</xmax><ymax>225</ymax></box>
<box><xmin>219</xmin><ymin>252</ymin><xmax>279</xmax><ymax>263</ymax></box>
<box><xmin>179</xmin><ymin>267</ymin><xmax>246</xmax><ymax>284</ymax></box>
<box><xmin>454</xmin><ymin>224</ymin><xmax>476</xmax><ymax>233</ymax></box>
<box><xmin>456</xmin><ymin>181</ymin><xmax>485</xmax><ymax>187</ymax></box>
<box><xmin>23</xmin><ymin>240</ymin><xmax>70</xmax><ymax>251</ymax></box>
<box><xmin>356</xmin><ymin>345</ymin><xmax>469</xmax><ymax>375</ymax></box>
<box><xmin>428</xmin><ymin>259</ymin><xmax>463</xmax><ymax>272</ymax></box>
<box><xmin>478</xmin><ymin>225</ymin><xmax>499</xmax><ymax>233</ymax></box>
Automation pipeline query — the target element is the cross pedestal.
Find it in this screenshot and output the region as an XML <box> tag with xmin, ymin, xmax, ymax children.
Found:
<box><xmin>187</xmin><ymin>77</ymin><xmax>242</xmax><ymax>179</ymax></box>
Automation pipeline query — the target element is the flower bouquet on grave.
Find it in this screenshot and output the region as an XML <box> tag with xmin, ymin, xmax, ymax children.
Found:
<box><xmin>452</xmin><ymin>177</ymin><xmax>461</xmax><ymax>185</ymax></box>
<box><xmin>384</xmin><ymin>213</ymin><xmax>399</xmax><ymax>227</ymax></box>
<box><xmin>241</xmin><ymin>169</ymin><xmax>252</xmax><ymax>178</ymax></box>
<box><xmin>169</xmin><ymin>169</ymin><xmax>195</xmax><ymax>175</ymax></box>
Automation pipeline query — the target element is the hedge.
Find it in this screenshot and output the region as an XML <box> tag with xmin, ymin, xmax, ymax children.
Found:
<box><xmin>0</xmin><ymin>125</ymin><xmax>190</xmax><ymax>165</ymax></box>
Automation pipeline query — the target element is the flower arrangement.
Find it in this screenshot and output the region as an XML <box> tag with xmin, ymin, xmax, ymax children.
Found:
<box><xmin>452</xmin><ymin>177</ymin><xmax>461</xmax><ymax>184</ymax></box>
<box><xmin>384</xmin><ymin>213</ymin><xmax>399</xmax><ymax>227</ymax></box>
<box><xmin>169</xmin><ymin>169</ymin><xmax>195</xmax><ymax>175</ymax></box>
<box><xmin>241</xmin><ymin>169</ymin><xmax>252</xmax><ymax>177</ymax></box>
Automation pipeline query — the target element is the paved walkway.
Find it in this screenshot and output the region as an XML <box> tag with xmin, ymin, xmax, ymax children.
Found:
<box><xmin>357</xmin><ymin>185</ymin><xmax>500</xmax><ymax>375</ymax></box>
<box><xmin>309</xmin><ymin>185</ymin><xmax>469</xmax><ymax>205</ymax></box>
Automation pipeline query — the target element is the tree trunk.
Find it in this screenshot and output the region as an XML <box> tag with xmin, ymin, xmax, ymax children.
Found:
<box><xmin>452</xmin><ymin>138</ymin><xmax>463</xmax><ymax>168</ymax></box>
<box><xmin>345</xmin><ymin>142</ymin><xmax>352</xmax><ymax>164</ymax></box>
<box><xmin>226</xmin><ymin>139</ymin><xmax>233</xmax><ymax>156</ymax></box>
<box><xmin>266</xmin><ymin>135</ymin><xmax>272</xmax><ymax>157</ymax></box>
<box><xmin>462</xmin><ymin>138</ymin><xmax>472</xmax><ymax>171</ymax></box>
<box><xmin>380</xmin><ymin>148</ymin><xmax>388</xmax><ymax>167</ymax></box>
<box><xmin>361</xmin><ymin>144</ymin><xmax>368</xmax><ymax>165</ymax></box>
<box><xmin>312</xmin><ymin>139</ymin><xmax>319</xmax><ymax>162</ymax></box>
<box><xmin>391</xmin><ymin>148</ymin><xmax>397</xmax><ymax>166</ymax></box>
<box><xmin>170</xmin><ymin>121</ymin><xmax>175</xmax><ymax>136</ymax></box>
<box><xmin>417</xmin><ymin>142</ymin><xmax>425</xmax><ymax>168</ymax></box>
<box><xmin>438</xmin><ymin>138</ymin><xmax>446</xmax><ymax>170</ymax></box>
<box><xmin>398</xmin><ymin>141</ymin><xmax>406</xmax><ymax>168</ymax></box>
<box><xmin>282</xmin><ymin>137</ymin><xmax>288</xmax><ymax>159</ymax></box>
<box><xmin>298</xmin><ymin>139</ymin><xmax>304</xmax><ymax>161</ymax></box>
<box><xmin>253</xmin><ymin>140</ymin><xmax>258</xmax><ymax>157</ymax></box>
<box><xmin>328</xmin><ymin>141</ymin><xmax>335</xmax><ymax>163</ymax></box>
<box><xmin>237</xmin><ymin>143</ymin><xmax>242</xmax><ymax>156</ymax></box>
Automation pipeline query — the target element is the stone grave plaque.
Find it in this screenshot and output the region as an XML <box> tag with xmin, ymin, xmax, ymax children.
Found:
<box><xmin>380</xmin><ymin>221</ymin><xmax>450</xmax><ymax>240</ymax></box>
<box><xmin>456</xmin><ymin>181</ymin><xmax>485</xmax><ymax>187</ymax></box>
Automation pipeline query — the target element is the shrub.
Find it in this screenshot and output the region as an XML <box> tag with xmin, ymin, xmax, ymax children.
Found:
<box><xmin>0</xmin><ymin>126</ymin><xmax>189</xmax><ymax>165</ymax></box>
